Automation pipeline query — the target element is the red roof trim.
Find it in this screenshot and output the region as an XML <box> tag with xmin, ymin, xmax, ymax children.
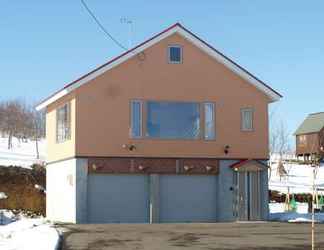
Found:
<box><xmin>37</xmin><ymin>22</ymin><xmax>282</xmax><ymax>107</ymax></box>
<box><xmin>229</xmin><ymin>159</ymin><xmax>250</xmax><ymax>169</ymax></box>
<box><xmin>229</xmin><ymin>159</ymin><xmax>269</xmax><ymax>169</ymax></box>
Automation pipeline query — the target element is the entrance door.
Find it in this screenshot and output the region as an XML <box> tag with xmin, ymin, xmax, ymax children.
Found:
<box><xmin>237</xmin><ymin>171</ymin><xmax>261</xmax><ymax>221</ymax></box>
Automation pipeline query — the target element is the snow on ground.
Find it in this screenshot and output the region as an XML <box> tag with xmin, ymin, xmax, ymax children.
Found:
<box><xmin>270</xmin><ymin>212</ymin><xmax>324</xmax><ymax>223</ymax></box>
<box><xmin>0</xmin><ymin>137</ymin><xmax>46</xmax><ymax>168</ymax></box>
<box><xmin>269</xmin><ymin>202</ymin><xmax>324</xmax><ymax>223</ymax></box>
<box><xmin>0</xmin><ymin>216</ymin><xmax>59</xmax><ymax>250</ymax></box>
<box><xmin>269</xmin><ymin>202</ymin><xmax>308</xmax><ymax>214</ymax></box>
<box><xmin>269</xmin><ymin>155</ymin><xmax>324</xmax><ymax>194</ymax></box>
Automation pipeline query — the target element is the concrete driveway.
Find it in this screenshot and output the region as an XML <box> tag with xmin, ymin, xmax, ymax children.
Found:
<box><xmin>58</xmin><ymin>222</ymin><xmax>324</xmax><ymax>250</ymax></box>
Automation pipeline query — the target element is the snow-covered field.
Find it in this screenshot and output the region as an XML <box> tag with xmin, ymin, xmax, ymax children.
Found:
<box><xmin>269</xmin><ymin>156</ymin><xmax>324</xmax><ymax>194</ymax></box>
<box><xmin>0</xmin><ymin>137</ymin><xmax>46</xmax><ymax>168</ymax></box>
<box><xmin>0</xmin><ymin>210</ymin><xmax>60</xmax><ymax>250</ymax></box>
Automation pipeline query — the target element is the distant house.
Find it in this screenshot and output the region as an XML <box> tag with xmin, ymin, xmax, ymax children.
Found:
<box><xmin>294</xmin><ymin>112</ymin><xmax>324</xmax><ymax>160</ymax></box>
<box><xmin>36</xmin><ymin>23</ymin><xmax>281</xmax><ymax>224</ymax></box>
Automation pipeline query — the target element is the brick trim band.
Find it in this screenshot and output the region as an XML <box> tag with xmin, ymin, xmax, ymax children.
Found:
<box><xmin>88</xmin><ymin>157</ymin><xmax>219</xmax><ymax>175</ymax></box>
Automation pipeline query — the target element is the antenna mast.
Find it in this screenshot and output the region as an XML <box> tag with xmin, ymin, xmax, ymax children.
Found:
<box><xmin>120</xmin><ymin>17</ymin><xmax>133</xmax><ymax>49</ymax></box>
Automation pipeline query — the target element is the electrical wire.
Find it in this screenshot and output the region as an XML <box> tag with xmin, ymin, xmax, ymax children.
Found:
<box><xmin>80</xmin><ymin>0</ymin><xmax>128</xmax><ymax>51</ymax></box>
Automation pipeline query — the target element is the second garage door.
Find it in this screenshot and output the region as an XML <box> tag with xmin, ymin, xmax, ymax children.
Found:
<box><xmin>87</xmin><ymin>174</ymin><xmax>149</xmax><ymax>223</ymax></box>
<box><xmin>159</xmin><ymin>175</ymin><xmax>217</xmax><ymax>222</ymax></box>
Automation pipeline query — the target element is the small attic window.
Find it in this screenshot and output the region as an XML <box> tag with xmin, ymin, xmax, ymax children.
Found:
<box><xmin>168</xmin><ymin>45</ymin><xmax>182</xmax><ymax>63</ymax></box>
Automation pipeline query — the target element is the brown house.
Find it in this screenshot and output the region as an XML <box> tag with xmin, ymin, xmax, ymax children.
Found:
<box><xmin>36</xmin><ymin>23</ymin><xmax>281</xmax><ymax>223</ymax></box>
<box><xmin>294</xmin><ymin>112</ymin><xmax>324</xmax><ymax>160</ymax></box>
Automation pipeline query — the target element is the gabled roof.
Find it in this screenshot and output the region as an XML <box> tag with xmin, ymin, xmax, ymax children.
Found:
<box><xmin>36</xmin><ymin>23</ymin><xmax>282</xmax><ymax>110</ymax></box>
<box><xmin>294</xmin><ymin>112</ymin><xmax>324</xmax><ymax>135</ymax></box>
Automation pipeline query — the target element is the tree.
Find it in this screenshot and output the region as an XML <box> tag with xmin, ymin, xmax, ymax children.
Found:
<box><xmin>269</xmin><ymin>110</ymin><xmax>292</xmax><ymax>181</ymax></box>
<box><xmin>0</xmin><ymin>99</ymin><xmax>45</xmax><ymax>151</ymax></box>
<box><xmin>29</xmin><ymin>109</ymin><xmax>45</xmax><ymax>159</ymax></box>
<box><xmin>0</xmin><ymin>100</ymin><xmax>25</xmax><ymax>149</ymax></box>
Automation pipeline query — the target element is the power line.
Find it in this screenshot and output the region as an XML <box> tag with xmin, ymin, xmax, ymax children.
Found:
<box><xmin>80</xmin><ymin>0</ymin><xmax>128</xmax><ymax>51</ymax></box>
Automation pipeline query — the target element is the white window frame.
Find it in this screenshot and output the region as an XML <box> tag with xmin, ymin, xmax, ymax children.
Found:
<box><xmin>203</xmin><ymin>102</ymin><xmax>216</xmax><ymax>140</ymax></box>
<box><xmin>241</xmin><ymin>108</ymin><xmax>254</xmax><ymax>131</ymax></box>
<box><xmin>56</xmin><ymin>102</ymin><xmax>71</xmax><ymax>143</ymax></box>
<box><xmin>130</xmin><ymin>100</ymin><xmax>143</xmax><ymax>138</ymax></box>
<box><xmin>168</xmin><ymin>45</ymin><xmax>182</xmax><ymax>64</ymax></box>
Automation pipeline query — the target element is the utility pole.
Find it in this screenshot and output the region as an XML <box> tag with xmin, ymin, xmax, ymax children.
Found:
<box><xmin>312</xmin><ymin>165</ymin><xmax>316</xmax><ymax>250</ymax></box>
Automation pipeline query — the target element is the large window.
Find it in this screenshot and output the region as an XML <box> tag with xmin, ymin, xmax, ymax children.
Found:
<box><xmin>146</xmin><ymin>101</ymin><xmax>200</xmax><ymax>139</ymax></box>
<box><xmin>130</xmin><ymin>100</ymin><xmax>217</xmax><ymax>140</ymax></box>
<box><xmin>56</xmin><ymin>102</ymin><xmax>71</xmax><ymax>143</ymax></box>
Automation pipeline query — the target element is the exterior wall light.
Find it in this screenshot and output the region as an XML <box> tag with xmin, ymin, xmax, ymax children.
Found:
<box><xmin>122</xmin><ymin>144</ymin><xmax>136</xmax><ymax>151</ymax></box>
<box><xmin>184</xmin><ymin>165</ymin><xmax>194</xmax><ymax>172</ymax></box>
<box><xmin>224</xmin><ymin>145</ymin><xmax>230</xmax><ymax>154</ymax></box>
<box><xmin>206</xmin><ymin>166</ymin><xmax>213</xmax><ymax>172</ymax></box>
<box><xmin>138</xmin><ymin>165</ymin><xmax>149</xmax><ymax>171</ymax></box>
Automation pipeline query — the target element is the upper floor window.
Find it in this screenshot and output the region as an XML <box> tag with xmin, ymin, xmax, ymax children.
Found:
<box><xmin>298</xmin><ymin>135</ymin><xmax>307</xmax><ymax>145</ymax></box>
<box><xmin>130</xmin><ymin>100</ymin><xmax>142</xmax><ymax>138</ymax></box>
<box><xmin>241</xmin><ymin>108</ymin><xmax>254</xmax><ymax>131</ymax></box>
<box><xmin>130</xmin><ymin>100</ymin><xmax>216</xmax><ymax>140</ymax></box>
<box><xmin>147</xmin><ymin>101</ymin><xmax>200</xmax><ymax>139</ymax></box>
<box><xmin>204</xmin><ymin>102</ymin><xmax>215</xmax><ymax>140</ymax></box>
<box><xmin>168</xmin><ymin>45</ymin><xmax>182</xmax><ymax>64</ymax></box>
<box><xmin>56</xmin><ymin>102</ymin><xmax>71</xmax><ymax>143</ymax></box>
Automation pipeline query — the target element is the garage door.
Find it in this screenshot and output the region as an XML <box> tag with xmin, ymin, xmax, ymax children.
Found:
<box><xmin>87</xmin><ymin>174</ymin><xmax>149</xmax><ymax>223</ymax></box>
<box><xmin>159</xmin><ymin>175</ymin><xmax>217</xmax><ymax>222</ymax></box>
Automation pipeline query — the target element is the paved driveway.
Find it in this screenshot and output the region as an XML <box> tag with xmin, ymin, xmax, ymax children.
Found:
<box><xmin>58</xmin><ymin>222</ymin><xmax>324</xmax><ymax>250</ymax></box>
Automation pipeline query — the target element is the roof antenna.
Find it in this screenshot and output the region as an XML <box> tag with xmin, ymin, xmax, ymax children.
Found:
<box><xmin>120</xmin><ymin>17</ymin><xmax>133</xmax><ymax>49</ymax></box>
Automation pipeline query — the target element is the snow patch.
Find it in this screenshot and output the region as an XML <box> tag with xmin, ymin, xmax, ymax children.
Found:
<box><xmin>270</xmin><ymin>212</ymin><xmax>324</xmax><ymax>223</ymax></box>
<box><xmin>0</xmin><ymin>192</ymin><xmax>8</xmax><ymax>199</ymax></box>
<box><xmin>0</xmin><ymin>218</ymin><xmax>59</xmax><ymax>250</ymax></box>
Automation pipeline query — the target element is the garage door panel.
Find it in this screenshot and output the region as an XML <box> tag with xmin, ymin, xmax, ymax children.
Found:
<box><xmin>160</xmin><ymin>175</ymin><xmax>217</xmax><ymax>222</ymax></box>
<box><xmin>87</xmin><ymin>174</ymin><xmax>149</xmax><ymax>223</ymax></box>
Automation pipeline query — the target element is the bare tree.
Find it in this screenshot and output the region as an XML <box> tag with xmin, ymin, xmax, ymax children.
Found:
<box><xmin>0</xmin><ymin>100</ymin><xmax>45</xmax><ymax>150</ymax></box>
<box><xmin>269</xmin><ymin>111</ymin><xmax>292</xmax><ymax>181</ymax></box>
<box><xmin>29</xmin><ymin>109</ymin><xmax>45</xmax><ymax>159</ymax></box>
<box><xmin>0</xmin><ymin>100</ymin><xmax>24</xmax><ymax>149</ymax></box>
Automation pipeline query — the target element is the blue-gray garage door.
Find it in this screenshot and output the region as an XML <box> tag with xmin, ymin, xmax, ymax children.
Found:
<box><xmin>159</xmin><ymin>175</ymin><xmax>217</xmax><ymax>222</ymax></box>
<box><xmin>87</xmin><ymin>174</ymin><xmax>149</xmax><ymax>223</ymax></box>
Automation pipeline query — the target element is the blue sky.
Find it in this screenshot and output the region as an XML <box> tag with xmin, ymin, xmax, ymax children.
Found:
<box><xmin>1</xmin><ymin>1</ymin><xmax>323</xmax><ymax>139</ymax></box>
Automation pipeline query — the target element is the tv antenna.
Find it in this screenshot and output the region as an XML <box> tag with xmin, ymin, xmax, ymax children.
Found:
<box><xmin>120</xmin><ymin>18</ymin><xmax>133</xmax><ymax>49</ymax></box>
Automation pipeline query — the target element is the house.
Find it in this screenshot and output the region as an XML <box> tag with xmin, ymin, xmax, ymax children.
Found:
<box><xmin>294</xmin><ymin>112</ymin><xmax>324</xmax><ymax>160</ymax></box>
<box><xmin>36</xmin><ymin>23</ymin><xmax>282</xmax><ymax>223</ymax></box>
